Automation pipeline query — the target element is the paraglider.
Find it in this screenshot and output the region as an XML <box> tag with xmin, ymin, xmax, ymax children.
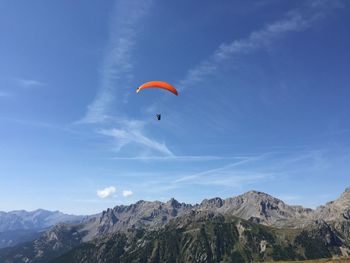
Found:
<box><xmin>136</xmin><ymin>81</ymin><xmax>178</xmax><ymax>96</ymax></box>
<box><xmin>136</xmin><ymin>81</ymin><xmax>178</xmax><ymax>120</ymax></box>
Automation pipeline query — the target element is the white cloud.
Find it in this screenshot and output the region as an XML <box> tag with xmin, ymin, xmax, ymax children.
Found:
<box><xmin>97</xmin><ymin>186</ymin><xmax>116</xmax><ymax>199</ymax></box>
<box><xmin>178</xmin><ymin>0</ymin><xmax>344</xmax><ymax>90</ymax></box>
<box><xmin>99</xmin><ymin>119</ymin><xmax>173</xmax><ymax>156</ymax></box>
<box><xmin>122</xmin><ymin>190</ymin><xmax>133</xmax><ymax>197</ymax></box>
<box><xmin>81</xmin><ymin>0</ymin><xmax>153</xmax><ymax>123</ymax></box>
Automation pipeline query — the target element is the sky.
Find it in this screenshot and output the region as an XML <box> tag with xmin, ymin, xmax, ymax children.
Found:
<box><xmin>0</xmin><ymin>0</ymin><xmax>350</xmax><ymax>215</ymax></box>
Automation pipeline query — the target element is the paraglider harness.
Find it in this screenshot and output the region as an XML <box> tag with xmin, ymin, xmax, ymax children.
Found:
<box><xmin>156</xmin><ymin>114</ymin><xmax>161</xmax><ymax>121</ymax></box>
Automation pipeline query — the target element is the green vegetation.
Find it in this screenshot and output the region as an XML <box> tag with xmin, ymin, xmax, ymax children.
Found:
<box><xmin>295</xmin><ymin>231</ymin><xmax>332</xmax><ymax>259</ymax></box>
<box><xmin>2</xmin><ymin>214</ymin><xmax>348</xmax><ymax>263</ymax></box>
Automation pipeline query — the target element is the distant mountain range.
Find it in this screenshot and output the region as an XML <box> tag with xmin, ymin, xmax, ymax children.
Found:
<box><xmin>1</xmin><ymin>188</ymin><xmax>350</xmax><ymax>262</ymax></box>
<box><xmin>0</xmin><ymin>209</ymin><xmax>87</xmax><ymax>248</ymax></box>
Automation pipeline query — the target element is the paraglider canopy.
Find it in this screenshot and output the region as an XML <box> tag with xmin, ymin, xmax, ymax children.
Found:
<box><xmin>136</xmin><ymin>81</ymin><xmax>178</xmax><ymax>121</ymax></box>
<box><xmin>136</xmin><ymin>81</ymin><xmax>178</xmax><ymax>96</ymax></box>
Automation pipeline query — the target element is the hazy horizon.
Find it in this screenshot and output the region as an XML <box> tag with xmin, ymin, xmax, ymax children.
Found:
<box><xmin>2</xmin><ymin>185</ymin><xmax>350</xmax><ymax>216</ymax></box>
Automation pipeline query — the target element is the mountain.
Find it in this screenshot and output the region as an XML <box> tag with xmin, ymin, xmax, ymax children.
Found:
<box><xmin>51</xmin><ymin>212</ymin><xmax>346</xmax><ymax>263</ymax></box>
<box><xmin>313</xmin><ymin>187</ymin><xmax>350</xmax><ymax>246</ymax></box>
<box><xmin>0</xmin><ymin>209</ymin><xmax>87</xmax><ymax>248</ymax></box>
<box><xmin>1</xmin><ymin>188</ymin><xmax>350</xmax><ymax>262</ymax></box>
<box><xmin>314</xmin><ymin>187</ymin><xmax>350</xmax><ymax>222</ymax></box>
<box><xmin>81</xmin><ymin>198</ymin><xmax>194</xmax><ymax>241</ymax></box>
<box><xmin>199</xmin><ymin>191</ymin><xmax>314</xmax><ymax>228</ymax></box>
<box><xmin>0</xmin><ymin>209</ymin><xmax>86</xmax><ymax>232</ymax></box>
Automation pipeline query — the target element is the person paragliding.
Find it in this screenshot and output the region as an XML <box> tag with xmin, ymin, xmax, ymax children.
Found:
<box><xmin>136</xmin><ymin>81</ymin><xmax>178</xmax><ymax>120</ymax></box>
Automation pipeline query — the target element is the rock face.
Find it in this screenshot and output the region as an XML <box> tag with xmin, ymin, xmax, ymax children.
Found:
<box><xmin>312</xmin><ymin>187</ymin><xmax>350</xmax><ymax>246</ymax></box>
<box><xmin>314</xmin><ymin>187</ymin><xmax>350</xmax><ymax>222</ymax></box>
<box><xmin>1</xmin><ymin>187</ymin><xmax>350</xmax><ymax>262</ymax></box>
<box><xmin>82</xmin><ymin>199</ymin><xmax>194</xmax><ymax>241</ymax></box>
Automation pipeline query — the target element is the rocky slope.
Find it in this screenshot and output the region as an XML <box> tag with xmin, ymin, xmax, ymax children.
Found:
<box><xmin>80</xmin><ymin>198</ymin><xmax>194</xmax><ymax>241</ymax></box>
<box><xmin>313</xmin><ymin>187</ymin><xmax>350</xmax><ymax>249</ymax></box>
<box><xmin>51</xmin><ymin>212</ymin><xmax>350</xmax><ymax>263</ymax></box>
<box><xmin>314</xmin><ymin>187</ymin><xmax>350</xmax><ymax>222</ymax></box>
<box><xmin>200</xmin><ymin>191</ymin><xmax>314</xmax><ymax>228</ymax></box>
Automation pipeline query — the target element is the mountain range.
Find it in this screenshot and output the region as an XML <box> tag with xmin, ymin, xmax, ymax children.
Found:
<box><xmin>1</xmin><ymin>188</ymin><xmax>350</xmax><ymax>262</ymax></box>
<box><xmin>0</xmin><ymin>209</ymin><xmax>87</xmax><ymax>248</ymax></box>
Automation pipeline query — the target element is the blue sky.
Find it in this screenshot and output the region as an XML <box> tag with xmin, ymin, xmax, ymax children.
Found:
<box><xmin>1</xmin><ymin>0</ymin><xmax>350</xmax><ymax>215</ymax></box>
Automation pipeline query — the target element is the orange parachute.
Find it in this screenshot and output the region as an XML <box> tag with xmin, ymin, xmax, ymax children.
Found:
<box><xmin>136</xmin><ymin>81</ymin><xmax>178</xmax><ymax>96</ymax></box>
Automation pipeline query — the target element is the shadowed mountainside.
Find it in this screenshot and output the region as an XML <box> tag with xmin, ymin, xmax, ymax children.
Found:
<box><xmin>0</xmin><ymin>209</ymin><xmax>89</xmax><ymax>248</ymax></box>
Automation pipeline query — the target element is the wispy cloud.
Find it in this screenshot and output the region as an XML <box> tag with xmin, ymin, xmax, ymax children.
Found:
<box><xmin>0</xmin><ymin>117</ymin><xmax>85</xmax><ymax>136</ymax></box>
<box><xmin>99</xmin><ymin>119</ymin><xmax>173</xmax><ymax>156</ymax></box>
<box><xmin>76</xmin><ymin>0</ymin><xmax>170</xmax><ymax>158</ymax></box>
<box><xmin>81</xmin><ymin>0</ymin><xmax>153</xmax><ymax>123</ymax></box>
<box><xmin>107</xmin><ymin>148</ymin><xmax>345</xmax><ymax>206</ymax></box>
<box><xmin>144</xmin><ymin>149</ymin><xmax>333</xmax><ymax>191</ymax></box>
<box><xmin>174</xmin><ymin>154</ymin><xmax>267</xmax><ymax>183</ymax></box>
<box><xmin>173</xmin><ymin>154</ymin><xmax>271</xmax><ymax>186</ymax></box>
<box><xmin>97</xmin><ymin>186</ymin><xmax>116</xmax><ymax>199</ymax></box>
<box><xmin>178</xmin><ymin>0</ymin><xmax>344</xmax><ymax>90</ymax></box>
<box><xmin>16</xmin><ymin>78</ymin><xmax>45</xmax><ymax>88</ymax></box>
<box><xmin>111</xmin><ymin>155</ymin><xmax>250</xmax><ymax>161</ymax></box>
<box><xmin>0</xmin><ymin>79</ymin><xmax>44</xmax><ymax>99</ymax></box>
<box><xmin>196</xmin><ymin>173</ymin><xmax>270</xmax><ymax>188</ymax></box>
<box><xmin>0</xmin><ymin>91</ymin><xmax>12</xmax><ymax>98</ymax></box>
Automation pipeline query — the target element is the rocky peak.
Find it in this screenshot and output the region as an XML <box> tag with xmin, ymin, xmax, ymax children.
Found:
<box><xmin>223</xmin><ymin>190</ymin><xmax>287</xmax><ymax>211</ymax></box>
<box><xmin>339</xmin><ymin>187</ymin><xmax>350</xmax><ymax>201</ymax></box>
<box><xmin>241</xmin><ymin>190</ymin><xmax>284</xmax><ymax>203</ymax></box>
<box><xmin>200</xmin><ymin>197</ymin><xmax>224</xmax><ymax>209</ymax></box>
<box><xmin>166</xmin><ymin>198</ymin><xmax>181</xmax><ymax>208</ymax></box>
<box><xmin>314</xmin><ymin>187</ymin><xmax>350</xmax><ymax>222</ymax></box>
<box><xmin>86</xmin><ymin>199</ymin><xmax>194</xmax><ymax>239</ymax></box>
<box><xmin>217</xmin><ymin>190</ymin><xmax>314</xmax><ymax>227</ymax></box>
